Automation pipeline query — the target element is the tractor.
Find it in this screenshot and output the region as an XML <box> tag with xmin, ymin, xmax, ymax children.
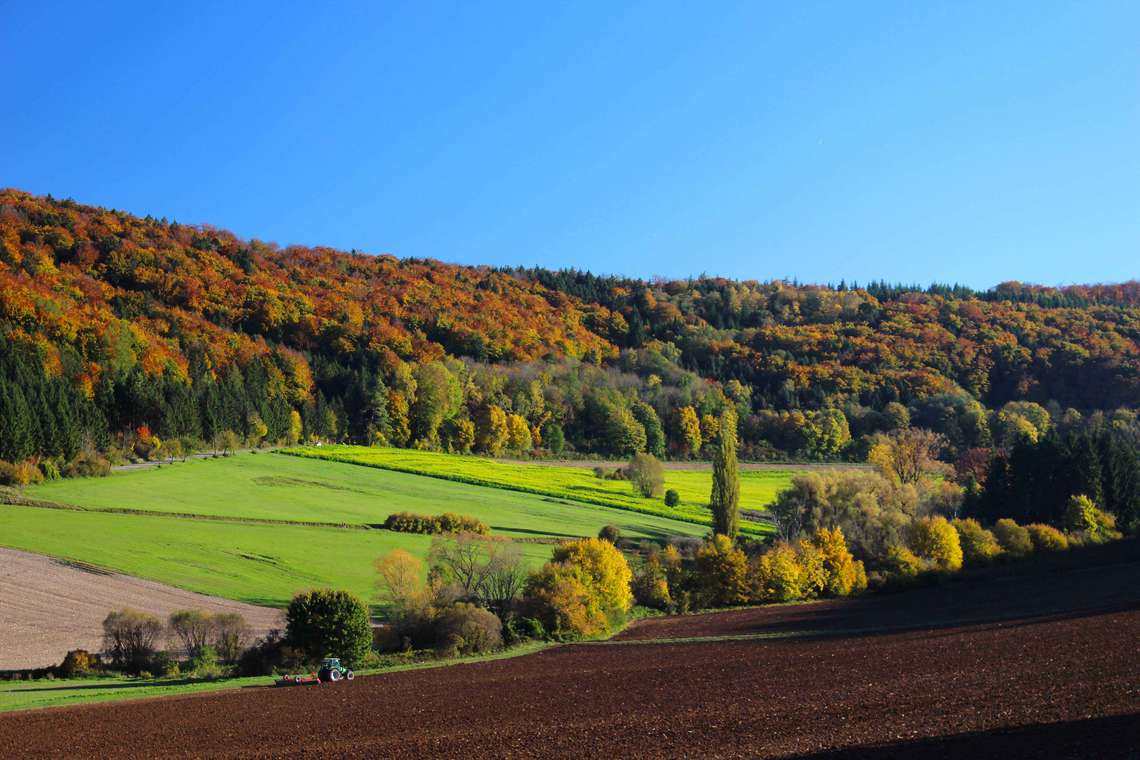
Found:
<box><xmin>317</xmin><ymin>657</ymin><xmax>355</xmax><ymax>682</ymax></box>
<box><xmin>275</xmin><ymin>657</ymin><xmax>355</xmax><ymax>686</ymax></box>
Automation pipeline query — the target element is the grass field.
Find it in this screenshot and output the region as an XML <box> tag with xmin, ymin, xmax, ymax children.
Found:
<box><xmin>286</xmin><ymin>446</ymin><xmax>788</xmax><ymax>535</ymax></box>
<box><xmin>5</xmin><ymin>452</ymin><xmax>715</xmax><ymax>607</ymax></box>
<box><xmin>25</xmin><ymin>453</ymin><xmax>709</xmax><ymax>542</ymax></box>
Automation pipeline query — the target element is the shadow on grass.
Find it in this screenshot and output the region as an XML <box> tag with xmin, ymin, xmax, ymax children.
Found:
<box><xmin>782</xmin><ymin>713</ymin><xmax>1140</xmax><ymax>760</ymax></box>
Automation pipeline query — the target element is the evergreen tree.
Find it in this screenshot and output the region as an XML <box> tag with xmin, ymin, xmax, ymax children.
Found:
<box><xmin>710</xmin><ymin>408</ymin><xmax>740</xmax><ymax>538</ymax></box>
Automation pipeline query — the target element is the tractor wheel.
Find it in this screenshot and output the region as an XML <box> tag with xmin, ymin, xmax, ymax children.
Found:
<box><xmin>327</xmin><ymin>669</ymin><xmax>342</xmax><ymax>682</ymax></box>
<box><xmin>294</xmin><ymin>676</ymin><xmax>301</xmax><ymax>684</ymax></box>
<box><xmin>346</xmin><ymin>670</ymin><xmax>354</xmax><ymax>681</ymax></box>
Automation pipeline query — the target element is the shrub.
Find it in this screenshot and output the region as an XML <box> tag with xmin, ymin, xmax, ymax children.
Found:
<box><xmin>168</xmin><ymin>609</ymin><xmax>214</xmax><ymax>657</ymax></box>
<box><xmin>1062</xmin><ymin>495</ymin><xmax>1122</xmax><ymax>544</ymax></box>
<box><xmin>39</xmin><ymin>459</ymin><xmax>62</xmax><ymax>481</ymax></box>
<box><xmin>187</xmin><ymin>645</ymin><xmax>223</xmax><ymax>679</ymax></box>
<box><xmin>1025</xmin><ymin>523</ymin><xmax>1069</xmax><ymax>552</ymax></box>
<box><xmin>664</xmin><ymin>489</ymin><xmax>680</xmax><ymax>507</ymax></box>
<box><xmin>236</xmin><ymin>630</ymin><xmax>308</xmax><ymax>676</ymax></box>
<box><xmin>151</xmin><ymin>650</ymin><xmax>181</xmax><ymax>678</ymax></box>
<box><xmin>884</xmin><ymin>545</ymin><xmax>926</xmax><ymax>577</ymax></box>
<box><xmin>433</xmin><ymin>602</ymin><xmax>503</xmax><ymax>656</ymax></box>
<box><xmin>993</xmin><ymin>518</ymin><xmax>1033</xmax><ymax>557</ymax></box>
<box><xmin>285</xmin><ymin>589</ymin><xmax>372</xmax><ymax>666</ymax></box>
<box><xmin>102</xmin><ymin>609</ymin><xmax>164</xmax><ymax>673</ymax></box>
<box><xmin>504</xmin><ymin>616</ymin><xmax>546</xmax><ymax>645</ymax></box>
<box><xmin>951</xmin><ymin>518</ymin><xmax>1002</xmax><ymax>565</ymax></box>
<box><xmin>631</xmin><ymin>548</ymin><xmax>672</xmax><ymax>610</ymax></box>
<box><xmin>627</xmin><ymin>453</ymin><xmax>665</xmax><ymax>498</ymax></box>
<box><xmin>522</xmin><ymin>537</ymin><xmax>633</xmax><ymax>638</ymax></box>
<box><xmin>213</xmin><ymin>612</ymin><xmax>252</xmax><ymax>663</ymax></box>
<box><xmin>0</xmin><ymin>460</ymin><xmax>43</xmax><ymax>486</ymax></box>
<box><xmin>382</xmin><ymin>511</ymin><xmax>489</xmax><ymax>535</ymax></box>
<box><xmin>63</xmin><ymin>451</ymin><xmax>111</xmax><ymax>478</ymax></box>
<box><xmin>695</xmin><ymin>534</ymin><xmax>750</xmax><ymax>606</ymax></box>
<box><xmin>907</xmin><ymin>516</ymin><xmax>963</xmax><ymax>571</ymax></box>
<box><xmin>598</xmin><ymin>525</ymin><xmax>622</xmax><ymax>544</ymax></box>
<box><xmin>750</xmin><ymin>541</ymin><xmax>805</xmax><ymax>602</ymax></box>
<box><xmin>57</xmin><ymin>649</ymin><xmax>97</xmax><ymax>678</ymax></box>
<box><xmin>810</xmin><ymin>527</ymin><xmax>867</xmax><ymax>597</ymax></box>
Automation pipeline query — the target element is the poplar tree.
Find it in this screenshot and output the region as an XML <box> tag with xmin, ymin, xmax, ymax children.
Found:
<box><xmin>710</xmin><ymin>408</ymin><xmax>740</xmax><ymax>537</ymax></box>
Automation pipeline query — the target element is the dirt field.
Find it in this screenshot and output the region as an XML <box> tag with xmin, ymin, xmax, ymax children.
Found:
<box><xmin>1</xmin><ymin>540</ymin><xmax>1137</xmax><ymax>758</ymax></box>
<box><xmin>0</xmin><ymin>548</ymin><xmax>283</xmax><ymax>669</ymax></box>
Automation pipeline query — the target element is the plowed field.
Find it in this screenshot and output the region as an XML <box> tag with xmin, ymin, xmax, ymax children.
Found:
<box><xmin>2</xmin><ymin>541</ymin><xmax>1137</xmax><ymax>759</ymax></box>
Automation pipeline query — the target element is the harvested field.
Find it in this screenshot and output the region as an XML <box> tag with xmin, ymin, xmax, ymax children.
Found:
<box><xmin>0</xmin><ymin>548</ymin><xmax>282</xmax><ymax>669</ymax></box>
<box><xmin>1</xmin><ymin>542</ymin><xmax>1137</xmax><ymax>758</ymax></box>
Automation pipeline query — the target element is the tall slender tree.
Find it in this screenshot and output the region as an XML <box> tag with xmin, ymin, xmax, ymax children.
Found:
<box><xmin>710</xmin><ymin>408</ymin><xmax>740</xmax><ymax>537</ymax></box>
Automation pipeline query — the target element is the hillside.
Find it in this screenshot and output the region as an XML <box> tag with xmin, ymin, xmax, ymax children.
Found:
<box><xmin>2</xmin><ymin>189</ymin><xmax>1139</xmax><ymax>466</ymax></box>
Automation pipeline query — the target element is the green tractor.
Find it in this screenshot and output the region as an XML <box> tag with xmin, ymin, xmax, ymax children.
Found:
<box><xmin>317</xmin><ymin>657</ymin><xmax>355</xmax><ymax>683</ymax></box>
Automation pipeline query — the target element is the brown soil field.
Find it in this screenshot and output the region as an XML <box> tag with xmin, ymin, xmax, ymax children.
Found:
<box><xmin>1</xmin><ymin>541</ymin><xmax>1137</xmax><ymax>759</ymax></box>
<box><xmin>0</xmin><ymin>548</ymin><xmax>283</xmax><ymax>669</ymax></box>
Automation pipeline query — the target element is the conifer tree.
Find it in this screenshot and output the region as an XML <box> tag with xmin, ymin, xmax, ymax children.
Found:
<box><xmin>710</xmin><ymin>408</ymin><xmax>740</xmax><ymax>537</ymax></box>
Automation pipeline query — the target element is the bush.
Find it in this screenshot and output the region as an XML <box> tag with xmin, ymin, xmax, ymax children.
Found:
<box><xmin>664</xmin><ymin>489</ymin><xmax>680</xmax><ymax>507</ymax></box>
<box><xmin>285</xmin><ymin>589</ymin><xmax>372</xmax><ymax>666</ymax></box>
<box><xmin>187</xmin><ymin>645</ymin><xmax>223</xmax><ymax>679</ymax></box>
<box><xmin>810</xmin><ymin>527</ymin><xmax>867</xmax><ymax>597</ymax></box>
<box><xmin>627</xmin><ymin>453</ymin><xmax>665</xmax><ymax>498</ymax></box>
<box><xmin>695</xmin><ymin>534</ymin><xmax>750</xmax><ymax>606</ymax></box>
<box><xmin>39</xmin><ymin>459</ymin><xmax>62</xmax><ymax>481</ymax></box>
<box><xmin>213</xmin><ymin>612</ymin><xmax>252</xmax><ymax>663</ymax></box>
<box><xmin>1062</xmin><ymin>495</ymin><xmax>1122</xmax><ymax>544</ymax></box>
<box><xmin>951</xmin><ymin>518</ymin><xmax>1003</xmax><ymax>565</ymax></box>
<box><xmin>522</xmin><ymin>537</ymin><xmax>633</xmax><ymax>638</ymax></box>
<box><xmin>1025</xmin><ymin>523</ymin><xmax>1069</xmax><ymax>552</ymax></box>
<box><xmin>236</xmin><ymin>630</ymin><xmax>308</xmax><ymax>676</ymax></box>
<box><xmin>750</xmin><ymin>541</ymin><xmax>806</xmax><ymax>602</ymax></box>
<box><xmin>433</xmin><ymin>603</ymin><xmax>503</xmax><ymax>656</ymax></box>
<box><xmin>57</xmin><ymin>649</ymin><xmax>97</xmax><ymax>678</ymax></box>
<box><xmin>382</xmin><ymin>511</ymin><xmax>489</xmax><ymax>535</ymax></box>
<box><xmin>168</xmin><ymin>609</ymin><xmax>214</xmax><ymax>658</ymax></box>
<box><xmin>63</xmin><ymin>451</ymin><xmax>111</xmax><ymax>478</ymax></box>
<box><xmin>0</xmin><ymin>460</ymin><xmax>43</xmax><ymax>486</ymax></box>
<box><xmin>993</xmin><ymin>518</ymin><xmax>1033</xmax><ymax>557</ymax></box>
<box><xmin>631</xmin><ymin>548</ymin><xmax>672</xmax><ymax>610</ymax></box>
<box><xmin>598</xmin><ymin>525</ymin><xmax>622</xmax><ymax>544</ymax></box>
<box><xmin>102</xmin><ymin>609</ymin><xmax>164</xmax><ymax>673</ymax></box>
<box><xmin>889</xmin><ymin>544</ymin><xmax>928</xmax><ymax>575</ymax></box>
<box><xmin>906</xmin><ymin>516</ymin><xmax>963</xmax><ymax>571</ymax></box>
<box><xmin>150</xmin><ymin>650</ymin><xmax>181</xmax><ymax>678</ymax></box>
<box><xmin>504</xmin><ymin>616</ymin><xmax>546</xmax><ymax>644</ymax></box>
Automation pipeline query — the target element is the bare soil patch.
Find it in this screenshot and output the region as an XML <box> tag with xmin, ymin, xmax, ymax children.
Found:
<box><xmin>0</xmin><ymin>548</ymin><xmax>282</xmax><ymax>669</ymax></box>
<box><xmin>0</xmin><ymin>541</ymin><xmax>1136</xmax><ymax>758</ymax></box>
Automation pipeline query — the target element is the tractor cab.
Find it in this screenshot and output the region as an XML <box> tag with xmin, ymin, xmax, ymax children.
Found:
<box><xmin>317</xmin><ymin>657</ymin><xmax>355</xmax><ymax>682</ymax></box>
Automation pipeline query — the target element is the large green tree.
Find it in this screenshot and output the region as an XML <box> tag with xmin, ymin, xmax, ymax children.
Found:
<box><xmin>710</xmin><ymin>408</ymin><xmax>740</xmax><ymax>537</ymax></box>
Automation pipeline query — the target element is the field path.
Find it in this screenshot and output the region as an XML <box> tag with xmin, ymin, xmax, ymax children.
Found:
<box><xmin>0</xmin><ymin>548</ymin><xmax>282</xmax><ymax>669</ymax></box>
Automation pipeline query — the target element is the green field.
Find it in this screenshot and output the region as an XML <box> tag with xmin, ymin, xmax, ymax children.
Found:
<box><xmin>286</xmin><ymin>446</ymin><xmax>787</xmax><ymax>534</ymax></box>
<box><xmin>25</xmin><ymin>453</ymin><xmax>709</xmax><ymax>542</ymax></box>
<box><xmin>6</xmin><ymin>452</ymin><xmax>716</xmax><ymax>607</ymax></box>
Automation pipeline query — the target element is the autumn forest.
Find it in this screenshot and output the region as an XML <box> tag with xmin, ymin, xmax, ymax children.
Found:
<box><xmin>2</xmin><ymin>189</ymin><xmax>1139</xmax><ymax>502</ymax></box>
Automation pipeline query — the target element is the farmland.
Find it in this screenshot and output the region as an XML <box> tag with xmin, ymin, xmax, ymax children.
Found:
<box><xmin>3</xmin><ymin>451</ymin><xmax>711</xmax><ymax>608</ymax></box>
<box><xmin>1</xmin><ymin>540</ymin><xmax>1135</xmax><ymax>758</ymax></box>
<box><xmin>22</xmin><ymin>452</ymin><xmax>712</xmax><ymax>541</ymax></box>
<box><xmin>286</xmin><ymin>445</ymin><xmax>787</xmax><ymax>534</ymax></box>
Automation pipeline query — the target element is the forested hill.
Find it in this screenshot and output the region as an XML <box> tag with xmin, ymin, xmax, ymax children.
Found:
<box><xmin>2</xmin><ymin>188</ymin><xmax>1139</xmax><ymax>467</ymax></box>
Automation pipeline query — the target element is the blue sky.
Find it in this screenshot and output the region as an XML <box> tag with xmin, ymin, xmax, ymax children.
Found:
<box><xmin>2</xmin><ymin>1</ymin><xmax>1137</xmax><ymax>288</ymax></box>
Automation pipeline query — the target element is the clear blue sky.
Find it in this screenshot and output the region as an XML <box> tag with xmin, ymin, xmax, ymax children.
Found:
<box><xmin>2</xmin><ymin>1</ymin><xmax>1137</xmax><ymax>288</ymax></box>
